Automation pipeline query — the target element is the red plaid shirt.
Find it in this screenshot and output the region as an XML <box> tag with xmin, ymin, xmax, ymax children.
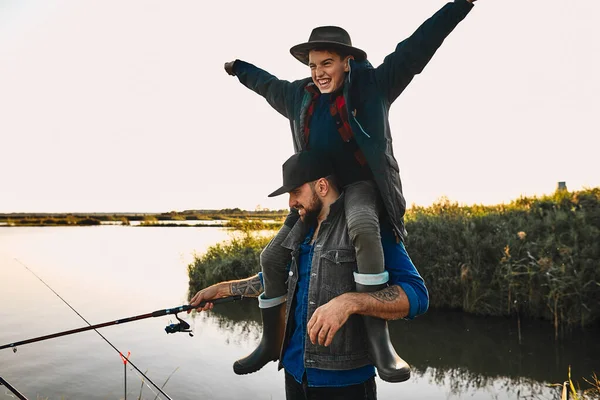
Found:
<box><xmin>303</xmin><ymin>85</ymin><xmax>367</xmax><ymax>166</ymax></box>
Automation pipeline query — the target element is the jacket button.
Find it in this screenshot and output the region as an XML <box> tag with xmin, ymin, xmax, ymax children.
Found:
<box><xmin>289</xmin><ymin>271</ymin><xmax>294</xmax><ymax>276</ymax></box>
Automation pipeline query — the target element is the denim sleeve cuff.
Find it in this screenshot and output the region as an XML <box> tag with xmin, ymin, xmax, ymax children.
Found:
<box><xmin>258</xmin><ymin>271</ymin><xmax>264</xmax><ymax>287</ymax></box>
<box><xmin>398</xmin><ymin>282</ymin><xmax>419</xmax><ymax>320</ymax></box>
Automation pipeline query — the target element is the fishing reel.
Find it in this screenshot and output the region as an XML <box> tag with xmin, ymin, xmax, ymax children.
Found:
<box><xmin>165</xmin><ymin>314</ymin><xmax>193</xmax><ymax>337</ymax></box>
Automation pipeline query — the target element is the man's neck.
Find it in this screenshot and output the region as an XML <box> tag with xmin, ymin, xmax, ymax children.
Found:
<box><xmin>311</xmin><ymin>192</ymin><xmax>340</xmax><ymax>243</ymax></box>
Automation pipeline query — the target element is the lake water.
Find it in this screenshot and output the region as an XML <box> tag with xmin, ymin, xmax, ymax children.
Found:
<box><xmin>0</xmin><ymin>226</ymin><xmax>598</xmax><ymax>400</ymax></box>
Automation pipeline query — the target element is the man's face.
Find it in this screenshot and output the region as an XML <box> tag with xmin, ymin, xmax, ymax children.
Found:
<box><xmin>288</xmin><ymin>182</ymin><xmax>323</xmax><ymax>224</ymax></box>
<box><xmin>308</xmin><ymin>50</ymin><xmax>350</xmax><ymax>94</ymax></box>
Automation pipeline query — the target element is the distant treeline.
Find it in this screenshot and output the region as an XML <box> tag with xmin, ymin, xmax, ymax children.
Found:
<box><xmin>188</xmin><ymin>188</ymin><xmax>600</xmax><ymax>333</ymax></box>
<box><xmin>0</xmin><ymin>209</ymin><xmax>289</xmax><ymax>227</ymax></box>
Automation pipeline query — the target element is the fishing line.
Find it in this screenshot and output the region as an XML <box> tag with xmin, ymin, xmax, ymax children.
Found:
<box><xmin>13</xmin><ymin>258</ymin><xmax>175</xmax><ymax>400</ymax></box>
<box><xmin>129</xmin><ymin>367</ymin><xmax>162</xmax><ymax>400</ymax></box>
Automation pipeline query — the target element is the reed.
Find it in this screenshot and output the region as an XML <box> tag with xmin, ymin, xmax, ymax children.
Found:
<box><xmin>225</xmin><ymin>219</ymin><xmax>283</xmax><ymax>231</ymax></box>
<box><xmin>554</xmin><ymin>367</ymin><xmax>600</xmax><ymax>400</ymax></box>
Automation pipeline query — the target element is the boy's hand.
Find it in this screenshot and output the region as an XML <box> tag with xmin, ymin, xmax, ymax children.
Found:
<box><xmin>224</xmin><ymin>61</ymin><xmax>236</xmax><ymax>76</ymax></box>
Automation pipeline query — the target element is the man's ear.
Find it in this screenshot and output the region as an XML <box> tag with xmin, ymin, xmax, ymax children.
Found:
<box><xmin>343</xmin><ymin>55</ymin><xmax>354</xmax><ymax>72</ymax></box>
<box><xmin>316</xmin><ymin>178</ymin><xmax>329</xmax><ymax>196</ymax></box>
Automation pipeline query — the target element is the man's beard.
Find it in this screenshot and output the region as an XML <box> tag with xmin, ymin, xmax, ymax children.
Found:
<box><xmin>300</xmin><ymin>190</ymin><xmax>323</xmax><ymax>226</ymax></box>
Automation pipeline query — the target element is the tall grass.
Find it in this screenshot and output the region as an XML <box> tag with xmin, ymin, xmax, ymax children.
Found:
<box><xmin>187</xmin><ymin>226</ymin><xmax>273</xmax><ymax>297</ymax></box>
<box><xmin>404</xmin><ymin>188</ymin><xmax>600</xmax><ymax>332</ymax></box>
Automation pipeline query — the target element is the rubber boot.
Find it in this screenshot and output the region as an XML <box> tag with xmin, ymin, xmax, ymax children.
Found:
<box><xmin>356</xmin><ymin>282</ymin><xmax>411</xmax><ymax>382</ymax></box>
<box><xmin>233</xmin><ymin>296</ymin><xmax>286</xmax><ymax>375</ymax></box>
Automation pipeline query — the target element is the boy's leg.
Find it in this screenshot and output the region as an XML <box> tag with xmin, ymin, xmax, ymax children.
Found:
<box><xmin>346</xmin><ymin>180</ymin><xmax>411</xmax><ymax>383</ymax></box>
<box><xmin>233</xmin><ymin>209</ymin><xmax>298</xmax><ymax>375</ymax></box>
<box><xmin>261</xmin><ymin>209</ymin><xmax>299</xmax><ymax>298</ymax></box>
<box><xmin>345</xmin><ymin>180</ymin><xmax>385</xmax><ymax>275</ymax></box>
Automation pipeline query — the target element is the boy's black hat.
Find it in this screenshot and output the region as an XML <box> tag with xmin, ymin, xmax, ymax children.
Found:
<box><xmin>290</xmin><ymin>26</ymin><xmax>367</xmax><ymax>65</ymax></box>
<box><xmin>268</xmin><ymin>151</ymin><xmax>334</xmax><ymax>197</ymax></box>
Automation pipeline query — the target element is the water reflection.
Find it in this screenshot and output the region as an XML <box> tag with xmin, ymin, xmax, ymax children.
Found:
<box><xmin>194</xmin><ymin>299</ymin><xmax>262</xmax><ymax>347</ymax></box>
<box><xmin>396</xmin><ymin>310</ymin><xmax>599</xmax><ymax>385</ymax></box>
<box><xmin>205</xmin><ymin>302</ymin><xmax>599</xmax><ymax>396</ymax></box>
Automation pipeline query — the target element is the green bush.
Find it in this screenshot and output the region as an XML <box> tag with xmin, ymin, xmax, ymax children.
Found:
<box><xmin>187</xmin><ymin>229</ymin><xmax>273</xmax><ymax>298</ymax></box>
<box><xmin>404</xmin><ymin>188</ymin><xmax>600</xmax><ymax>330</ymax></box>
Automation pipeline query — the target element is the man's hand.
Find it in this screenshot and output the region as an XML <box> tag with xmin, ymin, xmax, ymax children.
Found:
<box><xmin>307</xmin><ymin>294</ymin><xmax>353</xmax><ymax>347</ymax></box>
<box><xmin>224</xmin><ymin>61</ymin><xmax>236</xmax><ymax>76</ymax></box>
<box><xmin>188</xmin><ymin>283</ymin><xmax>229</xmax><ymax>313</ymax></box>
<box><xmin>307</xmin><ymin>285</ymin><xmax>409</xmax><ymax>345</ymax></box>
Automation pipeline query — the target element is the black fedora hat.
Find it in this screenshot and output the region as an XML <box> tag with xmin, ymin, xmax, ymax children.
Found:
<box><xmin>268</xmin><ymin>151</ymin><xmax>334</xmax><ymax>197</ymax></box>
<box><xmin>289</xmin><ymin>26</ymin><xmax>367</xmax><ymax>66</ymax></box>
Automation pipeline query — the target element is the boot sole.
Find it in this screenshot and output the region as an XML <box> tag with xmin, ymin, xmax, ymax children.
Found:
<box><xmin>378</xmin><ymin>369</ymin><xmax>411</xmax><ymax>383</ymax></box>
<box><xmin>233</xmin><ymin>358</ymin><xmax>276</xmax><ymax>375</ymax></box>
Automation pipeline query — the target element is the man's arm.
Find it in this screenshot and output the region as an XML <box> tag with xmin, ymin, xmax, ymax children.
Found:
<box><xmin>307</xmin><ymin>285</ymin><xmax>409</xmax><ymax>347</ymax></box>
<box><xmin>374</xmin><ymin>0</ymin><xmax>475</xmax><ymax>104</ymax></box>
<box><xmin>188</xmin><ymin>274</ymin><xmax>263</xmax><ymax>312</ymax></box>
<box><xmin>225</xmin><ymin>60</ymin><xmax>300</xmax><ymax>120</ymax></box>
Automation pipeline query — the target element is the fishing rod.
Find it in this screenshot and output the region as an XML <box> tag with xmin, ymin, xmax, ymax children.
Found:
<box><xmin>5</xmin><ymin>258</ymin><xmax>243</xmax><ymax>400</ymax></box>
<box><xmin>0</xmin><ymin>296</ymin><xmax>242</xmax><ymax>352</ymax></box>
<box><xmin>0</xmin><ymin>376</ymin><xmax>28</xmax><ymax>400</ymax></box>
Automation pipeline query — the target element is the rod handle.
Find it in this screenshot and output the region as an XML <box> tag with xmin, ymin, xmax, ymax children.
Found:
<box><xmin>152</xmin><ymin>295</ymin><xmax>244</xmax><ymax>317</ymax></box>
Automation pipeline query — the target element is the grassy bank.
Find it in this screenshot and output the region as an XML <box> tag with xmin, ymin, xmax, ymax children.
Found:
<box><xmin>404</xmin><ymin>188</ymin><xmax>600</xmax><ymax>333</ymax></box>
<box><xmin>187</xmin><ymin>188</ymin><xmax>600</xmax><ymax>331</ymax></box>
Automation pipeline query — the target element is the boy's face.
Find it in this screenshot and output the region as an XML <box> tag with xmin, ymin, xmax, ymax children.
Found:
<box><xmin>308</xmin><ymin>50</ymin><xmax>350</xmax><ymax>93</ymax></box>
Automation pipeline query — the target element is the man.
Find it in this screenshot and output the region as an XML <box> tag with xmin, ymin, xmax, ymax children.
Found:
<box><xmin>190</xmin><ymin>151</ymin><xmax>429</xmax><ymax>399</ymax></box>
<box><xmin>220</xmin><ymin>0</ymin><xmax>476</xmax><ymax>381</ymax></box>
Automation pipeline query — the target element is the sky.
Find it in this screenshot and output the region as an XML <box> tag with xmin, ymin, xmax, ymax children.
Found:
<box><xmin>0</xmin><ymin>0</ymin><xmax>598</xmax><ymax>213</ymax></box>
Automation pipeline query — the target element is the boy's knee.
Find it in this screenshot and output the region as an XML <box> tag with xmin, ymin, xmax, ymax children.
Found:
<box><xmin>347</xmin><ymin>215</ymin><xmax>380</xmax><ymax>240</ymax></box>
<box><xmin>260</xmin><ymin>243</ymin><xmax>291</xmax><ymax>272</ymax></box>
<box><xmin>259</xmin><ymin>247</ymin><xmax>276</xmax><ymax>269</ymax></box>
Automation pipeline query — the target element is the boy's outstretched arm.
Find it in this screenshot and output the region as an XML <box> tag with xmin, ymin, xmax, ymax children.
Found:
<box><xmin>223</xmin><ymin>59</ymin><xmax>301</xmax><ymax>120</ymax></box>
<box><xmin>375</xmin><ymin>0</ymin><xmax>476</xmax><ymax>104</ymax></box>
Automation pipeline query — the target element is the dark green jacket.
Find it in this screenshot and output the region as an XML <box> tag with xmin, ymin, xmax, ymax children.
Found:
<box><xmin>232</xmin><ymin>0</ymin><xmax>474</xmax><ymax>240</ymax></box>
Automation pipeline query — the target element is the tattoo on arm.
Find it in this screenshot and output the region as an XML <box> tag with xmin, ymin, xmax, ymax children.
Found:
<box><xmin>368</xmin><ymin>285</ymin><xmax>400</xmax><ymax>303</ymax></box>
<box><xmin>230</xmin><ymin>276</ymin><xmax>263</xmax><ymax>297</ymax></box>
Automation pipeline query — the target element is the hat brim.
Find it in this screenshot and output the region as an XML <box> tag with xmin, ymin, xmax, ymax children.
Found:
<box><xmin>268</xmin><ymin>184</ymin><xmax>297</xmax><ymax>198</ymax></box>
<box><xmin>290</xmin><ymin>41</ymin><xmax>367</xmax><ymax>65</ymax></box>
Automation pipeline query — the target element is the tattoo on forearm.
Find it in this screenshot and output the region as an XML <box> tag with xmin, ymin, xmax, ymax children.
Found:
<box><xmin>230</xmin><ymin>276</ymin><xmax>263</xmax><ymax>297</ymax></box>
<box><xmin>368</xmin><ymin>285</ymin><xmax>400</xmax><ymax>303</ymax></box>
